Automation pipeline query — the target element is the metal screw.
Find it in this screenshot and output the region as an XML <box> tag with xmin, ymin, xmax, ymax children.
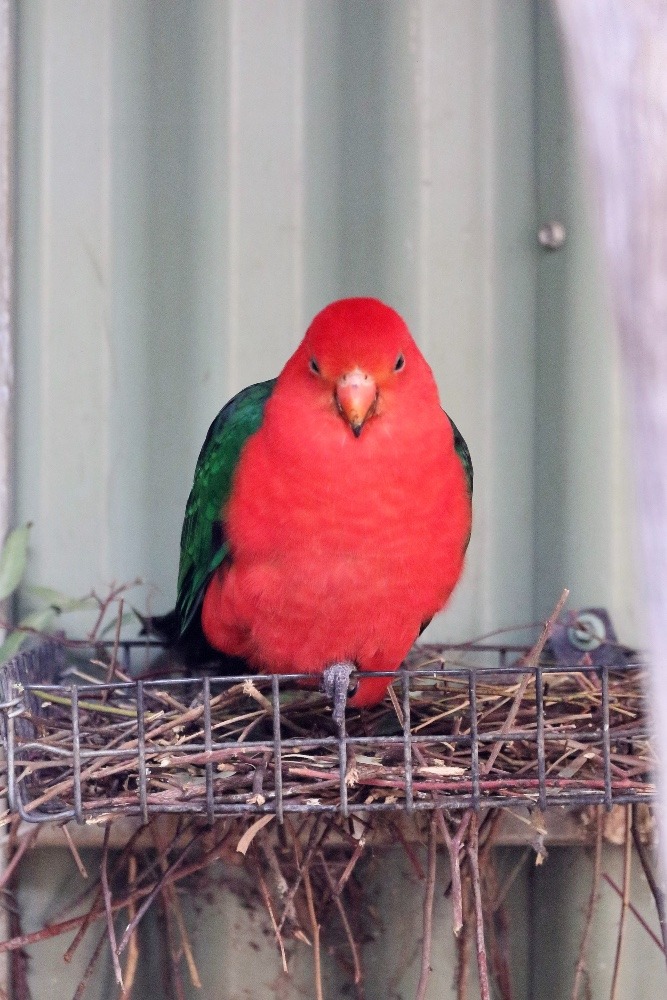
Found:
<box><xmin>538</xmin><ymin>221</ymin><xmax>566</xmax><ymax>250</ymax></box>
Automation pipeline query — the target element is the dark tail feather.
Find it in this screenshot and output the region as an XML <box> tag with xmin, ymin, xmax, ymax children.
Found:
<box><xmin>135</xmin><ymin>606</ymin><xmax>249</xmax><ymax>675</ymax></box>
<box><xmin>136</xmin><ymin>607</ymin><xmax>182</xmax><ymax>643</ymax></box>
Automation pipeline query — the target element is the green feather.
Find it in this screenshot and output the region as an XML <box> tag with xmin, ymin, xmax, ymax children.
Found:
<box><xmin>176</xmin><ymin>379</ymin><xmax>276</xmax><ymax>634</ymax></box>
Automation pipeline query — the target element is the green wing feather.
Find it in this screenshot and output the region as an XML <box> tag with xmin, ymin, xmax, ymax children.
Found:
<box><xmin>176</xmin><ymin>379</ymin><xmax>276</xmax><ymax>635</ymax></box>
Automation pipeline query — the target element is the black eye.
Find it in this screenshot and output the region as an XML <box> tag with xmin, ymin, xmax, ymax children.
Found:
<box><xmin>394</xmin><ymin>354</ymin><xmax>405</xmax><ymax>372</ymax></box>
<box><xmin>309</xmin><ymin>358</ymin><xmax>321</xmax><ymax>375</ymax></box>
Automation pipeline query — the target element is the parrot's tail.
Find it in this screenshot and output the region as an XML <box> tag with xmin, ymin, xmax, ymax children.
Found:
<box><xmin>135</xmin><ymin>607</ymin><xmax>181</xmax><ymax>643</ymax></box>
<box><xmin>135</xmin><ymin>605</ymin><xmax>250</xmax><ymax>676</ymax></box>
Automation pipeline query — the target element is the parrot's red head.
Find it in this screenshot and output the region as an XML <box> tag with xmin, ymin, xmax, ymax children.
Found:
<box><xmin>283</xmin><ymin>297</ymin><xmax>439</xmax><ymax>438</ymax></box>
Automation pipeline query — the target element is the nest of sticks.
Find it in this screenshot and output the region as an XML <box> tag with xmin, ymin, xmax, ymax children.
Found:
<box><xmin>0</xmin><ymin>642</ymin><xmax>654</xmax><ymax>823</ymax></box>
<box><xmin>0</xmin><ymin>593</ymin><xmax>662</xmax><ymax>999</ymax></box>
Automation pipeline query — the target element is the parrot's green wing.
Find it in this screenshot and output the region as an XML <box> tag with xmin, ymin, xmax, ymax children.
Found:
<box><xmin>176</xmin><ymin>379</ymin><xmax>277</xmax><ymax>635</ymax></box>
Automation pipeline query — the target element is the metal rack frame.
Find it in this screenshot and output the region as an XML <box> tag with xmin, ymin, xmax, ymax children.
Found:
<box><xmin>0</xmin><ymin>643</ymin><xmax>654</xmax><ymax>825</ymax></box>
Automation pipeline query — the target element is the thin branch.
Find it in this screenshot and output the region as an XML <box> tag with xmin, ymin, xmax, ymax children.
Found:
<box><xmin>609</xmin><ymin>806</ymin><xmax>632</xmax><ymax>1000</ymax></box>
<box><xmin>158</xmin><ymin>890</ymin><xmax>186</xmax><ymax>1000</ymax></box>
<box><xmin>336</xmin><ymin>835</ymin><xmax>367</xmax><ymax>895</ymax></box>
<box><xmin>0</xmin><ymin>826</ymin><xmax>39</xmax><ymax>892</ymax></box>
<box><xmin>456</xmin><ymin>902</ymin><xmax>471</xmax><ymax>1000</ymax></box>
<box><xmin>571</xmin><ymin>806</ymin><xmax>603</xmax><ymax>1000</ymax></box>
<box><xmin>602</xmin><ymin>874</ymin><xmax>664</xmax><ymax>953</ymax></box>
<box><xmin>100</xmin><ymin>824</ymin><xmax>123</xmax><ymax>989</ymax></box>
<box><xmin>438</xmin><ymin>809</ymin><xmax>472</xmax><ymax>937</ymax></box>
<box><xmin>415</xmin><ymin>812</ymin><xmax>438</xmax><ymax>1000</ymax></box>
<box><xmin>104</xmin><ymin>596</ymin><xmax>124</xmax><ymax>686</ymax></box>
<box><xmin>631</xmin><ymin>804</ymin><xmax>667</xmax><ymax>963</ymax></box>
<box><xmin>63</xmin><ymin>824</ymin><xmax>150</xmax><ymax>963</ymax></box>
<box><xmin>256</xmin><ymin>863</ymin><xmax>288</xmax><ymax>974</ymax></box>
<box><xmin>149</xmin><ymin>823</ymin><xmax>201</xmax><ymax>990</ymax></box>
<box><xmin>289</xmin><ymin>827</ymin><xmax>323</xmax><ymax>1000</ymax></box>
<box><xmin>71</xmin><ymin>928</ymin><xmax>108</xmax><ymax>1000</ymax></box>
<box><xmin>276</xmin><ymin>819</ymin><xmax>331</xmax><ymax>935</ymax></box>
<box><xmin>115</xmin><ymin>831</ymin><xmax>204</xmax><ymax>958</ymax></box>
<box><xmin>62</xmin><ymin>824</ymin><xmax>89</xmax><ymax>880</ymax></box>
<box><xmin>0</xmin><ymin>827</ymin><xmax>230</xmax><ymax>956</ymax></box>
<box><xmin>318</xmin><ymin>849</ymin><xmax>363</xmax><ymax>987</ymax></box>
<box><xmin>483</xmin><ymin>589</ymin><xmax>569</xmax><ymax>776</ymax></box>
<box><xmin>466</xmin><ymin>813</ymin><xmax>491</xmax><ymax>1000</ymax></box>
<box><xmin>120</xmin><ymin>854</ymin><xmax>139</xmax><ymax>1000</ymax></box>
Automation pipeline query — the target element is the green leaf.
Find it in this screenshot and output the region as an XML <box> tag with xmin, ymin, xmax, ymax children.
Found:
<box><xmin>0</xmin><ymin>608</ymin><xmax>57</xmax><ymax>664</ymax></box>
<box><xmin>27</xmin><ymin>585</ymin><xmax>96</xmax><ymax>614</ymax></box>
<box><xmin>0</xmin><ymin>523</ymin><xmax>32</xmax><ymax>602</ymax></box>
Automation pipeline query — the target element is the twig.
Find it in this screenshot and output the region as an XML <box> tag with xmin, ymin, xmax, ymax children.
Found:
<box><xmin>6</xmin><ymin>820</ymin><xmax>31</xmax><ymax>1000</ymax></box>
<box><xmin>336</xmin><ymin>835</ymin><xmax>367</xmax><ymax>895</ymax></box>
<box><xmin>492</xmin><ymin>847</ymin><xmax>530</xmax><ymax>914</ymax></box>
<box><xmin>100</xmin><ymin>824</ymin><xmax>124</xmax><ymax>988</ymax></box>
<box><xmin>571</xmin><ymin>806</ymin><xmax>603</xmax><ymax>1000</ymax></box>
<box><xmin>390</xmin><ymin>820</ymin><xmax>425</xmax><ymax>881</ymax></box>
<box><xmin>87</xmin><ymin>581</ymin><xmax>140</xmax><ymax>643</ymax></box>
<box><xmin>602</xmin><ymin>874</ymin><xmax>664</xmax><ymax>952</ymax></box>
<box><xmin>63</xmin><ymin>824</ymin><xmax>150</xmax><ymax>962</ymax></box>
<box><xmin>62</xmin><ymin>824</ymin><xmax>88</xmax><ymax>880</ymax></box>
<box><xmin>115</xmin><ymin>830</ymin><xmax>204</xmax><ymax>958</ymax></box>
<box><xmin>609</xmin><ymin>805</ymin><xmax>632</xmax><ymax>1000</ymax></box>
<box><xmin>289</xmin><ymin>825</ymin><xmax>323</xmax><ymax>1000</ymax></box>
<box><xmin>0</xmin><ymin>826</ymin><xmax>39</xmax><ymax>892</ymax></box>
<box><xmin>466</xmin><ymin>813</ymin><xmax>491</xmax><ymax>1000</ymax></box>
<box><xmin>276</xmin><ymin>819</ymin><xmax>332</xmax><ymax>935</ymax></box>
<box><xmin>415</xmin><ymin>812</ymin><xmax>438</xmax><ymax>1000</ymax></box>
<box><xmin>256</xmin><ymin>863</ymin><xmax>288</xmax><ymax>973</ymax></box>
<box><xmin>71</xmin><ymin>927</ymin><xmax>108</xmax><ymax>1000</ymax></box>
<box><xmin>438</xmin><ymin>810</ymin><xmax>472</xmax><ymax>937</ymax></box>
<box><xmin>456</xmin><ymin>900</ymin><xmax>471</xmax><ymax>1000</ymax></box>
<box><xmin>157</xmin><ymin>892</ymin><xmax>185</xmax><ymax>1000</ymax></box>
<box><xmin>0</xmin><ymin>826</ymin><xmax>232</xmax><ymax>956</ymax></box>
<box><xmin>387</xmin><ymin>684</ymin><xmax>403</xmax><ymax>727</ymax></box>
<box><xmin>632</xmin><ymin>803</ymin><xmax>667</xmax><ymax>963</ymax></box>
<box><xmin>483</xmin><ymin>589</ymin><xmax>569</xmax><ymax>776</ymax></box>
<box><xmin>105</xmin><ymin>597</ymin><xmax>124</xmax><ymax>686</ymax></box>
<box><xmin>158</xmin><ymin>890</ymin><xmax>186</xmax><ymax>1000</ymax></box>
<box><xmin>150</xmin><ymin>823</ymin><xmax>202</xmax><ymax>989</ymax></box>
<box><xmin>120</xmin><ymin>854</ymin><xmax>139</xmax><ymax>1000</ymax></box>
<box><xmin>318</xmin><ymin>849</ymin><xmax>363</xmax><ymax>987</ymax></box>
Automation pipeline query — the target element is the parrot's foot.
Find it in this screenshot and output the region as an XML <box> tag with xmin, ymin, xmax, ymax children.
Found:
<box><xmin>322</xmin><ymin>661</ymin><xmax>356</xmax><ymax>729</ymax></box>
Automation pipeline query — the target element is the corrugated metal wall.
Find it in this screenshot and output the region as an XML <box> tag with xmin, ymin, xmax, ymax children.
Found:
<box><xmin>9</xmin><ymin>2</ymin><xmax>654</xmax><ymax>998</ymax></box>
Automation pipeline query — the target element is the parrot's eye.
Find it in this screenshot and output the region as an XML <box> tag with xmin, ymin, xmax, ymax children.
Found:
<box><xmin>394</xmin><ymin>353</ymin><xmax>405</xmax><ymax>372</ymax></box>
<box><xmin>309</xmin><ymin>358</ymin><xmax>321</xmax><ymax>376</ymax></box>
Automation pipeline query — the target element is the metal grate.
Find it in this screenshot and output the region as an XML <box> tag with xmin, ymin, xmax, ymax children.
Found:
<box><xmin>0</xmin><ymin>642</ymin><xmax>654</xmax><ymax>825</ymax></box>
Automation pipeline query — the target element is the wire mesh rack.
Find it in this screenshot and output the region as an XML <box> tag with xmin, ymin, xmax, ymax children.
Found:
<box><xmin>0</xmin><ymin>639</ymin><xmax>655</xmax><ymax>826</ymax></box>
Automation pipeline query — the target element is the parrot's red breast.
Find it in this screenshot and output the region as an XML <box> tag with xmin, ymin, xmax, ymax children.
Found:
<box><xmin>200</xmin><ymin>298</ymin><xmax>472</xmax><ymax>707</ymax></box>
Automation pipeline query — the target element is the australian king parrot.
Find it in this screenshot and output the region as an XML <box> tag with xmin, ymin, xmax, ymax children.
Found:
<box><xmin>165</xmin><ymin>298</ymin><xmax>472</xmax><ymax>716</ymax></box>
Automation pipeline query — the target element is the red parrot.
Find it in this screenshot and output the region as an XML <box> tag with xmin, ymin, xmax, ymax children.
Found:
<box><xmin>169</xmin><ymin>298</ymin><xmax>472</xmax><ymax>715</ymax></box>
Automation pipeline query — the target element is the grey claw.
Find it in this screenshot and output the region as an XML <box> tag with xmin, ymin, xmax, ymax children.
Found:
<box><xmin>322</xmin><ymin>661</ymin><xmax>355</xmax><ymax>729</ymax></box>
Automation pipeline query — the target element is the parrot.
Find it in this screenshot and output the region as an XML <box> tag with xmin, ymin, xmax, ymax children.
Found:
<box><xmin>159</xmin><ymin>297</ymin><xmax>472</xmax><ymax>719</ymax></box>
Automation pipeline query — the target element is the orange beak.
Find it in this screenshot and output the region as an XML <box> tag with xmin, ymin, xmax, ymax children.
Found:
<box><xmin>335</xmin><ymin>370</ymin><xmax>378</xmax><ymax>437</ymax></box>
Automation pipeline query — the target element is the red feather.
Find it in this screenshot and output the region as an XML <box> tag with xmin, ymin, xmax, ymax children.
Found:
<box><xmin>201</xmin><ymin>298</ymin><xmax>471</xmax><ymax>707</ymax></box>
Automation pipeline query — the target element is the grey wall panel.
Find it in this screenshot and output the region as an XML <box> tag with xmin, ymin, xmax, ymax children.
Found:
<box><xmin>14</xmin><ymin>0</ymin><xmax>549</xmax><ymax>645</ymax></box>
